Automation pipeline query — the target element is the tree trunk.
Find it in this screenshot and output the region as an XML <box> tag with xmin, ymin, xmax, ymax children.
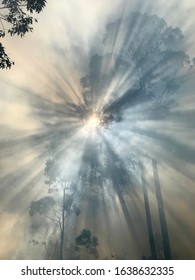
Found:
<box><xmin>152</xmin><ymin>159</ymin><xmax>171</xmax><ymax>260</ymax></box>
<box><xmin>140</xmin><ymin>161</ymin><xmax>157</xmax><ymax>259</ymax></box>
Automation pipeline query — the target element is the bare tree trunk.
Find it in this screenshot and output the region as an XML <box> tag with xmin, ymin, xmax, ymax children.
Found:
<box><xmin>60</xmin><ymin>187</ymin><xmax>65</xmax><ymax>260</ymax></box>
<box><xmin>152</xmin><ymin>159</ymin><xmax>171</xmax><ymax>260</ymax></box>
<box><xmin>140</xmin><ymin>161</ymin><xmax>157</xmax><ymax>259</ymax></box>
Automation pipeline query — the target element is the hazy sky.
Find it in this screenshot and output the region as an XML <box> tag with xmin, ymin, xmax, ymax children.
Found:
<box><xmin>0</xmin><ymin>0</ymin><xmax>195</xmax><ymax>259</ymax></box>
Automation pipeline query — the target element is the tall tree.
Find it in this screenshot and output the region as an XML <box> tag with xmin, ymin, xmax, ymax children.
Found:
<box><xmin>0</xmin><ymin>0</ymin><xmax>46</xmax><ymax>69</ymax></box>
<box><xmin>152</xmin><ymin>159</ymin><xmax>172</xmax><ymax>260</ymax></box>
<box><xmin>29</xmin><ymin>158</ymin><xmax>80</xmax><ymax>259</ymax></box>
<box><xmin>140</xmin><ymin>161</ymin><xmax>157</xmax><ymax>259</ymax></box>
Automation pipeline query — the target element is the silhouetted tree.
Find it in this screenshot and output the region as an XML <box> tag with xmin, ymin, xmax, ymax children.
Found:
<box><xmin>80</xmin><ymin>12</ymin><xmax>195</xmax><ymax>124</ymax></box>
<box><xmin>0</xmin><ymin>0</ymin><xmax>46</xmax><ymax>69</ymax></box>
<box><xmin>29</xmin><ymin>158</ymin><xmax>80</xmax><ymax>259</ymax></box>
<box><xmin>140</xmin><ymin>161</ymin><xmax>157</xmax><ymax>259</ymax></box>
<box><xmin>152</xmin><ymin>159</ymin><xmax>171</xmax><ymax>259</ymax></box>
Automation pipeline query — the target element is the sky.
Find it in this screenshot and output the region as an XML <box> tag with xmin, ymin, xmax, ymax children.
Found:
<box><xmin>0</xmin><ymin>0</ymin><xmax>195</xmax><ymax>259</ymax></box>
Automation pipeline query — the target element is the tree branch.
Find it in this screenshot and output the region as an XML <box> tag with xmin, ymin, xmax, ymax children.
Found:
<box><xmin>45</xmin><ymin>214</ymin><xmax>60</xmax><ymax>224</ymax></box>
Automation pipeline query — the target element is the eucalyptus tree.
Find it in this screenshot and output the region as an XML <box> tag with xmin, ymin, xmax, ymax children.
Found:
<box><xmin>80</xmin><ymin>12</ymin><xmax>194</xmax><ymax>126</ymax></box>
<box><xmin>29</xmin><ymin>158</ymin><xmax>80</xmax><ymax>259</ymax></box>
<box><xmin>79</xmin><ymin>12</ymin><xmax>195</xmax><ymax>260</ymax></box>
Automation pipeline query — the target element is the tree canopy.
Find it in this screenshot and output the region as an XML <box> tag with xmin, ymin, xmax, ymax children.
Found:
<box><xmin>0</xmin><ymin>0</ymin><xmax>46</xmax><ymax>69</ymax></box>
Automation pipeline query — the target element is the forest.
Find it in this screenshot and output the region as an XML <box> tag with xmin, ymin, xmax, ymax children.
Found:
<box><xmin>0</xmin><ymin>0</ymin><xmax>195</xmax><ymax>260</ymax></box>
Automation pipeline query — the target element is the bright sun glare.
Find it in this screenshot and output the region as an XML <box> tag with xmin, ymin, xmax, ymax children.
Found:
<box><xmin>86</xmin><ymin>114</ymin><xmax>100</xmax><ymax>129</ymax></box>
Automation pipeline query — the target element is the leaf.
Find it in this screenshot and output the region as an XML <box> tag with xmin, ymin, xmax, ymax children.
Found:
<box><xmin>26</xmin><ymin>0</ymin><xmax>47</xmax><ymax>13</ymax></box>
<box><xmin>75</xmin><ymin>229</ymin><xmax>92</xmax><ymax>247</ymax></box>
<box><xmin>29</xmin><ymin>196</ymin><xmax>55</xmax><ymax>216</ymax></box>
<box><xmin>0</xmin><ymin>43</ymin><xmax>14</xmax><ymax>69</ymax></box>
<box><xmin>0</xmin><ymin>30</ymin><xmax>5</xmax><ymax>38</ymax></box>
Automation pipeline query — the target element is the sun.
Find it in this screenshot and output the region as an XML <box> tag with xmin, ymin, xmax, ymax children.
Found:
<box><xmin>85</xmin><ymin>114</ymin><xmax>100</xmax><ymax>129</ymax></box>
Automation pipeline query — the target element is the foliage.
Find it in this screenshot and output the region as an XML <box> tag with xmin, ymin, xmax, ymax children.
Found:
<box><xmin>75</xmin><ymin>229</ymin><xmax>98</xmax><ymax>248</ymax></box>
<box><xmin>0</xmin><ymin>0</ymin><xmax>46</xmax><ymax>69</ymax></box>
<box><xmin>29</xmin><ymin>196</ymin><xmax>55</xmax><ymax>216</ymax></box>
<box><xmin>44</xmin><ymin>158</ymin><xmax>60</xmax><ymax>187</ymax></box>
<box><xmin>29</xmin><ymin>195</ymin><xmax>80</xmax><ymax>224</ymax></box>
<box><xmin>80</xmin><ymin>12</ymin><xmax>195</xmax><ymax>123</ymax></box>
<box><xmin>75</xmin><ymin>229</ymin><xmax>99</xmax><ymax>259</ymax></box>
<box><xmin>0</xmin><ymin>42</ymin><xmax>14</xmax><ymax>68</ymax></box>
